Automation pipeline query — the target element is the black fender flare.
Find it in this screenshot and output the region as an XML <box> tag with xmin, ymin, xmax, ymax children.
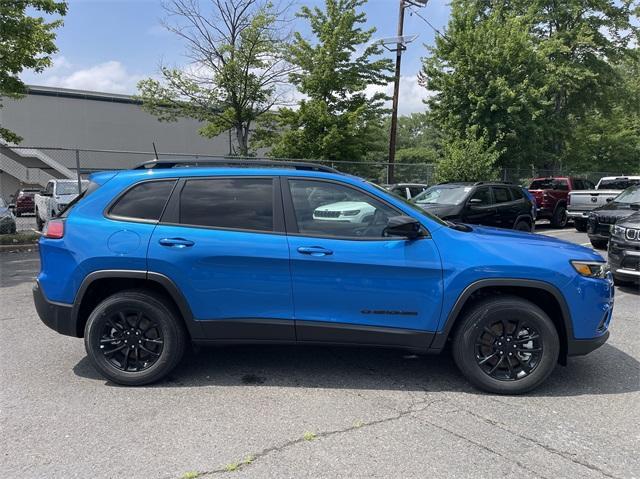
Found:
<box><xmin>429</xmin><ymin>278</ymin><xmax>574</xmax><ymax>351</ymax></box>
<box><xmin>71</xmin><ymin>269</ymin><xmax>201</xmax><ymax>338</ymax></box>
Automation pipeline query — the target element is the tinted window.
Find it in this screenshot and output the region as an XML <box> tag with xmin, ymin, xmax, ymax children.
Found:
<box><xmin>110</xmin><ymin>180</ymin><xmax>176</xmax><ymax>221</ymax></box>
<box><xmin>469</xmin><ymin>187</ymin><xmax>492</xmax><ymax>205</ymax></box>
<box><xmin>179</xmin><ymin>178</ymin><xmax>273</xmax><ymax>231</ymax></box>
<box><xmin>60</xmin><ymin>181</ymin><xmax>102</xmax><ymax>218</ymax></box>
<box><xmin>554</xmin><ymin>180</ymin><xmax>569</xmax><ymax>191</ymax></box>
<box><xmin>510</xmin><ymin>187</ymin><xmax>524</xmax><ymax>200</ymax></box>
<box><xmin>493</xmin><ymin>187</ymin><xmax>512</xmax><ymax>203</ymax></box>
<box><xmin>289</xmin><ymin>180</ymin><xmax>399</xmax><ymax>238</ymax></box>
<box><xmin>599</xmin><ymin>178</ymin><xmax>640</xmax><ymax>190</ymax></box>
<box><xmin>56</xmin><ymin>181</ymin><xmax>89</xmax><ymax>195</ymax></box>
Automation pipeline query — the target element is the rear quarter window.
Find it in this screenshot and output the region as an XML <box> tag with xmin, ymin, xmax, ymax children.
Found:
<box><xmin>109</xmin><ymin>180</ymin><xmax>176</xmax><ymax>221</ymax></box>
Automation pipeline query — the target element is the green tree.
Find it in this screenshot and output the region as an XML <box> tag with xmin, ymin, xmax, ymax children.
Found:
<box><xmin>423</xmin><ymin>0</ymin><xmax>639</xmax><ymax>170</ymax></box>
<box><xmin>137</xmin><ymin>0</ymin><xmax>292</xmax><ymax>156</ymax></box>
<box><xmin>0</xmin><ymin>0</ymin><xmax>67</xmax><ymax>143</ymax></box>
<box><xmin>435</xmin><ymin>133</ymin><xmax>501</xmax><ymax>183</ymax></box>
<box><xmin>422</xmin><ymin>3</ymin><xmax>550</xmax><ymax>170</ymax></box>
<box><xmin>265</xmin><ymin>0</ymin><xmax>393</xmax><ymax>170</ymax></box>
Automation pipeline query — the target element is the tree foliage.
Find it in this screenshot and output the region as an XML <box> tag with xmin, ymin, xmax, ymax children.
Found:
<box><xmin>137</xmin><ymin>0</ymin><xmax>292</xmax><ymax>156</ymax></box>
<box><xmin>423</xmin><ymin>0</ymin><xmax>639</xmax><ymax>171</ymax></box>
<box><xmin>435</xmin><ymin>133</ymin><xmax>501</xmax><ymax>183</ymax></box>
<box><xmin>264</xmin><ymin>0</ymin><xmax>392</xmax><ymax>169</ymax></box>
<box><xmin>0</xmin><ymin>0</ymin><xmax>67</xmax><ymax>143</ymax></box>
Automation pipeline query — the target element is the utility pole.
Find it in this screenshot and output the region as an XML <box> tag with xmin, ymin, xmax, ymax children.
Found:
<box><xmin>387</xmin><ymin>0</ymin><xmax>406</xmax><ymax>185</ymax></box>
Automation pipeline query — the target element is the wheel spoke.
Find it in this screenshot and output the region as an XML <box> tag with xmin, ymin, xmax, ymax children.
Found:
<box><xmin>505</xmin><ymin>355</ymin><xmax>515</xmax><ymax>378</ymax></box>
<box><xmin>104</xmin><ymin>344</ymin><xmax>126</xmax><ymax>356</ymax></box>
<box><xmin>139</xmin><ymin>344</ymin><xmax>160</xmax><ymax>357</ymax></box>
<box><xmin>516</xmin><ymin>347</ymin><xmax>542</xmax><ymax>353</ymax></box>
<box><xmin>514</xmin><ymin>334</ymin><xmax>539</xmax><ymax>343</ymax></box>
<box><xmin>483</xmin><ymin>326</ymin><xmax>497</xmax><ymax>338</ymax></box>
<box><xmin>100</xmin><ymin>338</ymin><xmax>121</xmax><ymax>344</ymax></box>
<box><xmin>142</xmin><ymin>338</ymin><xmax>163</xmax><ymax>345</ymax></box>
<box><xmin>478</xmin><ymin>352</ymin><xmax>498</xmax><ymax>365</ymax></box>
<box><xmin>488</xmin><ymin>355</ymin><xmax>504</xmax><ymax>375</ymax></box>
<box><xmin>118</xmin><ymin>311</ymin><xmax>129</xmax><ymax>328</ymax></box>
<box><xmin>122</xmin><ymin>348</ymin><xmax>130</xmax><ymax>370</ymax></box>
<box><xmin>135</xmin><ymin>311</ymin><xmax>143</xmax><ymax>329</ymax></box>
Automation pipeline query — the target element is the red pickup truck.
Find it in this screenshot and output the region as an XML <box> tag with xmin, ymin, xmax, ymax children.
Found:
<box><xmin>528</xmin><ymin>177</ymin><xmax>595</xmax><ymax>228</ymax></box>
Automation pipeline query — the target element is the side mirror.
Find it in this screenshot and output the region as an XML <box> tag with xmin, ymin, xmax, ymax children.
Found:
<box><xmin>8</xmin><ymin>203</ymin><xmax>16</xmax><ymax>210</ymax></box>
<box><xmin>40</xmin><ymin>189</ymin><xmax>51</xmax><ymax>196</ymax></box>
<box><xmin>468</xmin><ymin>198</ymin><xmax>484</xmax><ymax>209</ymax></box>
<box><xmin>385</xmin><ymin>215</ymin><xmax>423</xmax><ymax>240</ymax></box>
<box><xmin>606</xmin><ymin>197</ymin><xmax>613</xmax><ymax>203</ymax></box>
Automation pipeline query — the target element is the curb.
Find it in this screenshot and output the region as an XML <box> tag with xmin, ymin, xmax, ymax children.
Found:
<box><xmin>0</xmin><ymin>243</ymin><xmax>39</xmax><ymax>253</ymax></box>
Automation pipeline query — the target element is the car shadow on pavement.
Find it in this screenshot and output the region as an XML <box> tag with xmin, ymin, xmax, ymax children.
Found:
<box><xmin>72</xmin><ymin>342</ymin><xmax>639</xmax><ymax>397</ymax></box>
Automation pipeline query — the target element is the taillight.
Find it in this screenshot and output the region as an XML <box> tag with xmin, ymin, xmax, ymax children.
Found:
<box><xmin>567</xmin><ymin>194</ymin><xmax>571</xmax><ymax>206</ymax></box>
<box><xmin>43</xmin><ymin>219</ymin><xmax>65</xmax><ymax>239</ymax></box>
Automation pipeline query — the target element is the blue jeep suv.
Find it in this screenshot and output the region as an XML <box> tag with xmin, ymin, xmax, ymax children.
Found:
<box><xmin>33</xmin><ymin>159</ymin><xmax>614</xmax><ymax>394</ymax></box>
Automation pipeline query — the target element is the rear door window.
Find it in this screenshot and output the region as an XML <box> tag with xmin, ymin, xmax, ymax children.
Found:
<box><xmin>179</xmin><ymin>178</ymin><xmax>273</xmax><ymax>232</ymax></box>
<box><xmin>492</xmin><ymin>187</ymin><xmax>512</xmax><ymax>203</ymax></box>
<box><xmin>109</xmin><ymin>180</ymin><xmax>176</xmax><ymax>221</ymax></box>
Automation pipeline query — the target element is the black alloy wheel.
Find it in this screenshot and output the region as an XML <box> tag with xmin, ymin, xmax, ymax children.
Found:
<box><xmin>475</xmin><ymin>319</ymin><xmax>542</xmax><ymax>381</ymax></box>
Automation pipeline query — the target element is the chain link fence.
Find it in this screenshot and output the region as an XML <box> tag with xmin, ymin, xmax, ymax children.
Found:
<box><xmin>0</xmin><ymin>145</ymin><xmax>631</xmax><ymax>233</ymax></box>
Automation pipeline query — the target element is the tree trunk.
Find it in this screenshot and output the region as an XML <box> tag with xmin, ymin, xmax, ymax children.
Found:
<box><xmin>235</xmin><ymin>125</ymin><xmax>249</xmax><ymax>156</ymax></box>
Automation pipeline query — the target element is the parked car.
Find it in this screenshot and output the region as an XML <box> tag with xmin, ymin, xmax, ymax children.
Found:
<box><xmin>383</xmin><ymin>183</ymin><xmax>429</xmax><ymax>200</ymax></box>
<box><xmin>568</xmin><ymin>176</ymin><xmax>640</xmax><ymax>232</ymax></box>
<box><xmin>411</xmin><ymin>182</ymin><xmax>535</xmax><ymax>231</ymax></box>
<box><xmin>0</xmin><ymin>198</ymin><xmax>17</xmax><ymax>234</ymax></box>
<box><xmin>587</xmin><ymin>185</ymin><xmax>640</xmax><ymax>249</ymax></box>
<box><xmin>9</xmin><ymin>185</ymin><xmax>40</xmax><ymax>217</ymax></box>
<box><xmin>34</xmin><ymin>179</ymin><xmax>88</xmax><ymax>230</ymax></box>
<box><xmin>528</xmin><ymin>177</ymin><xmax>594</xmax><ymax>228</ymax></box>
<box><xmin>608</xmin><ymin>212</ymin><xmax>640</xmax><ymax>286</ymax></box>
<box><xmin>34</xmin><ymin>159</ymin><xmax>613</xmax><ymax>394</ymax></box>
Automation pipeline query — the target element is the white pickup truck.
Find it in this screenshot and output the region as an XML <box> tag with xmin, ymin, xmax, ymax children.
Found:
<box><xmin>34</xmin><ymin>179</ymin><xmax>88</xmax><ymax>230</ymax></box>
<box><xmin>567</xmin><ymin>176</ymin><xmax>640</xmax><ymax>231</ymax></box>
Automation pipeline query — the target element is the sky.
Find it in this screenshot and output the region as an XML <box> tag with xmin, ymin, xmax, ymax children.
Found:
<box><xmin>21</xmin><ymin>0</ymin><xmax>452</xmax><ymax>115</ymax></box>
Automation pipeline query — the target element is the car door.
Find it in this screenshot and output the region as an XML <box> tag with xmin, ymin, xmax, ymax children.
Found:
<box><xmin>147</xmin><ymin>175</ymin><xmax>294</xmax><ymax>341</ymax></box>
<box><xmin>283</xmin><ymin>177</ymin><xmax>442</xmax><ymax>348</ymax></box>
<box><xmin>461</xmin><ymin>186</ymin><xmax>497</xmax><ymax>226</ymax></box>
<box><xmin>491</xmin><ymin>186</ymin><xmax>518</xmax><ymax>228</ymax></box>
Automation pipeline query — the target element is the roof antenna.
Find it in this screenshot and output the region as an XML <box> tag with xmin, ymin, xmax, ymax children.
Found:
<box><xmin>152</xmin><ymin>142</ymin><xmax>159</xmax><ymax>160</ymax></box>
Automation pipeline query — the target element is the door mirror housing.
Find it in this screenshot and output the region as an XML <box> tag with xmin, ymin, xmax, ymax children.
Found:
<box><xmin>606</xmin><ymin>197</ymin><xmax>613</xmax><ymax>203</ymax></box>
<box><xmin>468</xmin><ymin>198</ymin><xmax>485</xmax><ymax>209</ymax></box>
<box><xmin>40</xmin><ymin>189</ymin><xmax>51</xmax><ymax>197</ymax></box>
<box><xmin>385</xmin><ymin>215</ymin><xmax>423</xmax><ymax>240</ymax></box>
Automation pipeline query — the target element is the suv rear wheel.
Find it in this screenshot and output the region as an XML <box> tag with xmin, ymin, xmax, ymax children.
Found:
<box><xmin>84</xmin><ymin>290</ymin><xmax>186</xmax><ymax>386</ymax></box>
<box><xmin>514</xmin><ymin>220</ymin><xmax>532</xmax><ymax>232</ymax></box>
<box><xmin>550</xmin><ymin>205</ymin><xmax>568</xmax><ymax>228</ymax></box>
<box><xmin>452</xmin><ymin>296</ymin><xmax>559</xmax><ymax>394</ymax></box>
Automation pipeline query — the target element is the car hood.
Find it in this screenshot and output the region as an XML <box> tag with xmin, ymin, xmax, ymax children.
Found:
<box><xmin>414</xmin><ymin>203</ymin><xmax>460</xmax><ymax>218</ymax></box>
<box><xmin>616</xmin><ymin>211</ymin><xmax>640</xmax><ymax>229</ymax></box>
<box><xmin>315</xmin><ymin>201</ymin><xmax>371</xmax><ymax>212</ymax></box>
<box><xmin>591</xmin><ymin>202</ymin><xmax>639</xmax><ymax>222</ymax></box>
<box><xmin>468</xmin><ymin>224</ymin><xmax>602</xmax><ymax>258</ymax></box>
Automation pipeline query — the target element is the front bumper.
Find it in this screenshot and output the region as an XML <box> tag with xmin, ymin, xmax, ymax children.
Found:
<box><xmin>567</xmin><ymin>331</ymin><xmax>610</xmax><ymax>356</ymax></box>
<box><xmin>33</xmin><ymin>281</ymin><xmax>78</xmax><ymax>337</ymax></box>
<box><xmin>608</xmin><ymin>238</ymin><xmax>640</xmax><ymax>281</ymax></box>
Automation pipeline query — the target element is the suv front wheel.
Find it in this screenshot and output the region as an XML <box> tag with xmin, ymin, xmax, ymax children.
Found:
<box><xmin>84</xmin><ymin>290</ymin><xmax>186</xmax><ymax>386</ymax></box>
<box><xmin>452</xmin><ymin>296</ymin><xmax>559</xmax><ymax>394</ymax></box>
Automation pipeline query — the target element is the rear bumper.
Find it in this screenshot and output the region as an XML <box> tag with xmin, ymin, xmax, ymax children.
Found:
<box><xmin>567</xmin><ymin>331</ymin><xmax>609</xmax><ymax>356</ymax></box>
<box><xmin>567</xmin><ymin>210</ymin><xmax>591</xmax><ymax>220</ymax></box>
<box><xmin>33</xmin><ymin>281</ymin><xmax>78</xmax><ymax>337</ymax></box>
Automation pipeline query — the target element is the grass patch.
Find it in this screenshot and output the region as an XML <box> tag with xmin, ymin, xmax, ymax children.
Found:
<box><xmin>0</xmin><ymin>231</ymin><xmax>39</xmax><ymax>245</ymax></box>
<box><xmin>224</xmin><ymin>455</ymin><xmax>255</xmax><ymax>473</ymax></box>
<box><xmin>180</xmin><ymin>472</ymin><xmax>201</xmax><ymax>479</ymax></box>
<box><xmin>303</xmin><ymin>431</ymin><xmax>317</xmax><ymax>441</ymax></box>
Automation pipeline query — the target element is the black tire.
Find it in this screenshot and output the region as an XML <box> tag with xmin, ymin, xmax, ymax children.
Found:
<box><xmin>514</xmin><ymin>220</ymin><xmax>532</xmax><ymax>232</ymax></box>
<box><xmin>550</xmin><ymin>205</ymin><xmax>568</xmax><ymax>228</ymax></box>
<box><xmin>84</xmin><ymin>290</ymin><xmax>187</xmax><ymax>386</ymax></box>
<box><xmin>590</xmin><ymin>239</ymin><xmax>608</xmax><ymax>250</ymax></box>
<box><xmin>452</xmin><ymin>295</ymin><xmax>559</xmax><ymax>395</ymax></box>
<box><xmin>35</xmin><ymin>210</ymin><xmax>43</xmax><ymax>231</ymax></box>
<box><xmin>574</xmin><ymin>219</ymin><xmax>587</xmax><ymax>232</ymax></box>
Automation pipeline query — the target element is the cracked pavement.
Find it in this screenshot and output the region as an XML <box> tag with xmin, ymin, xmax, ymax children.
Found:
<box><xmin>1</xmin><ymin>232</ymin><xmax>638</xmax><ymax>479</ymax></box>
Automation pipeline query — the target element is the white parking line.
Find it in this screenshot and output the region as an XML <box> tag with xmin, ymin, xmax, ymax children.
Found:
<box><xmin>538</xmin><ymin>229</ymin><xmax>580</xmax><ymax>236</ymax></box>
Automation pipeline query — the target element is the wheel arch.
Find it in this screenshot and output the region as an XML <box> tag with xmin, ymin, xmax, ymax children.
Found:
<box><xmin>431</xmin><ymin>279</ymin><xmax>572</xmax><ymax>364</ymax></box>
<box><xmin>71</xmin><ymin>270</ymin><xmax>200</xmax><ymax>339</ymax></box>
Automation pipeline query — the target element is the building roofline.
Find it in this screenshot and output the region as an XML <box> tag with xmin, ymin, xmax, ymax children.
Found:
<box><xmin>26</xmin><ymin>85</ymin><xmax>142</xmax><ymax>105</ymax></box>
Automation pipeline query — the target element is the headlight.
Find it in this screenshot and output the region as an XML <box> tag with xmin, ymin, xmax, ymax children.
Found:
<box><xmin>611</xmin><ymin>224</ymin><xmax>626</xmax><ymax>237</ymax></box>
<box><xmin>341</xmin><ymin>210</ymin><xmax>361</xmax><ymax>216</ymax></box>
<box><xmin>571</xmin><ymin>260</ymin><xmax>608</xmax><ymax>278</ymax></box>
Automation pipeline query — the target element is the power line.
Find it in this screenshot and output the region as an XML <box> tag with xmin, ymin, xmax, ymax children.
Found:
<box><xmin>408</xmin><ymin>6</ymin><xmax>450</xmax><ymax>42</ymax></box>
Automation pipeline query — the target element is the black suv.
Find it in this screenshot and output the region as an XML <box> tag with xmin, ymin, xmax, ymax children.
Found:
<box><xmin>411</xmin><ymin>182</ymin><xmax>535</xmax><ymax>231</ymax></box>
<box><xmin>608</xmin><ymin>212</ymin><xmax>640</xmax><ymax>286</ymax></box>
<box><xmin>587</xmin><ymin>186</ymin><xmax>640</xmax><ymax>250</ymax></box>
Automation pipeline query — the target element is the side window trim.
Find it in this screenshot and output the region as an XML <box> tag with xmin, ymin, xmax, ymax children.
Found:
<box><xmin>105</xmin><ymin>178</ymin><xmax>178</xmax><ymax>224</ymax></box>
<box><xmin>159</xmin><ymin>175</ymin><xmax>286</xmax><ymax>235</ymax></box>
<box><xmin>281</xmin><ymin>176</ymin><xmax>417</xmax><ymax>241</ymax></box>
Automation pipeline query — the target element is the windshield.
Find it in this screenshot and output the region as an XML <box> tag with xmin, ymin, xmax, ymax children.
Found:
<box><xmin>0</xmin><ymin>199</ymin><xmax>6</xmax><ymax>208</ymax></box>
<box><xmin>367</xmin><ymin>182</ymin><xmax>447</xmax><ymax>226</ymax></box>
<box><xmin>56</xmin><ymin>181</ymin><xmax>88</xmax><ymax>195</ymax></box>
<box><xmin>599</xmin><ymin>178</ymin><xmax>640</xmax><ymax>190</ymax></box>
<box><xmin>613</xmin><ymin>186</ymin><xmax>640</xmax><ymax>205</ymax></box>
<box><xmin>412</xmin><ymin>185</ymin><xmax>471</xmax><ymax>205</ymax></box>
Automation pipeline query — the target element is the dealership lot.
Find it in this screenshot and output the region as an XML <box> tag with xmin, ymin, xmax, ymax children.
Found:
<box><xmin>1</xmin><ymin>227</ymin><xmax>638</xmax><ymax>479</ymax></box>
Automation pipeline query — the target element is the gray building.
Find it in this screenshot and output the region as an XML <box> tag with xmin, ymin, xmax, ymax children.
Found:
<box><xmin>0</xmin><ymin>85</ymin><xmax>232</xmax><ymax>201</ymax></box>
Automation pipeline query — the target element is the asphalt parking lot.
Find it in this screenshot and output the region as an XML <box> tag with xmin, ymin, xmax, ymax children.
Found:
<box><xmin>1</xmin><ymin>225</ymin><xmax>638</xmax><ymax>479</ymax></box>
